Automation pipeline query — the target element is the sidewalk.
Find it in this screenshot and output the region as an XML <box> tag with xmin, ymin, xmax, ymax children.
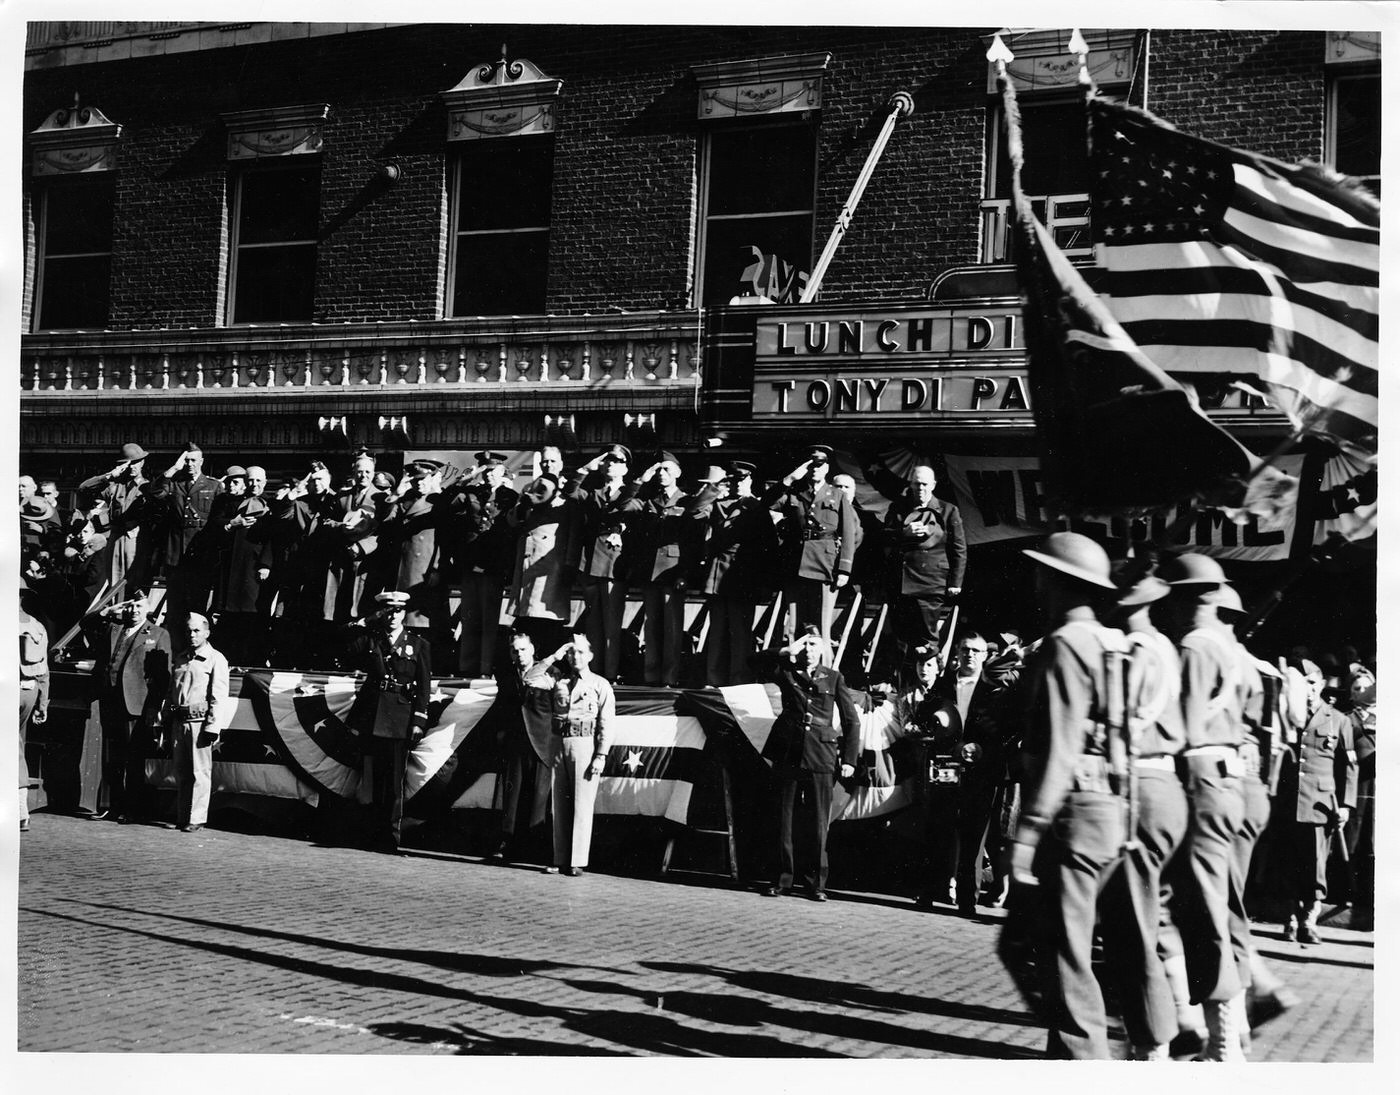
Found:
<box><xmin>15</xmin><ymin>812</ymin><xmax>1373</xmax><ymax>1058</ymax></box>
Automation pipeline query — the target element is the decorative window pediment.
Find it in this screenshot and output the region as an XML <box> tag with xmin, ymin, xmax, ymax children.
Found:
<box><xmin>220</xmin><ymin>103</ymin><xmax>330</xmax><ymax>160</ymax></box>
<box><xmin>981</xmin><ymin>29</ymin><xmax>1137</xmax><ymax>94</ymax></box>
<box><xmin>1326</xmin><ymin>31</ymin><xmax>1380</xmax><ymax>65</ymax></box>
<box><xmin>692</xmin><ymin>52</ymin><xmax>830</xmax><ymax>120</ymax></box>
<box><xmin>30</xmin><ymin>99</ymin><xmax>123</xmax><ymax>175</ymax></box>
<box><xmin>441</xmin><ymin>53</ymin><xmax>563</xmax><ymax>141</ymax></box>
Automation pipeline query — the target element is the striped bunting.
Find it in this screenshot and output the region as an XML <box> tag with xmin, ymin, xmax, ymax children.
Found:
<box><xmin>1088</xmin><ymin>97</ymin><xmax>1379</xmax><ymax>458</ymax></box>
<box><xmin>164</xmin><ymin>671</ymin><xmax>930</xmax><ymax>828</ymax></box>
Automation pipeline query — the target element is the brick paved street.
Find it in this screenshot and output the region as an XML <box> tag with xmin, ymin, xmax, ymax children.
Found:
<box><xmin>16</xmin><ymin>812</ymin><xmax>1373</xmax><ymax>1059</ymax></box>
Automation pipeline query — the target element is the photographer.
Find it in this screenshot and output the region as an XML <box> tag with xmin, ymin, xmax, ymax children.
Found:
<box><xmin>343</xmin><ymin>591</ymin><xmax>432</xmax><ymax>854</ymax></box>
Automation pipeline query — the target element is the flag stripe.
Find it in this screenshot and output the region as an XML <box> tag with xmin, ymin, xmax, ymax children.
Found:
<box><xmin>1103</xmin><ymin>264</ymin><xmax>1379</xmax><ymax>343</ymax></box>
<box><xmin>1215</xmin><ymin>217</ymin><xmax>1379</xmax><ymax>288</ymax></box>
<box><xmin>596</xmin><ymin>777</ymin><xmax>693</xmax><ymax>824</ymax></box>
<box><xmin>1112</xmin><ymin>305</ymin><xmax>1378</xmax><ymax>391</ymax></box>
<box><xmin>1232</xmin><ymin>161</ymin><xmax>1379</xmax><ymax>234</ymax></box>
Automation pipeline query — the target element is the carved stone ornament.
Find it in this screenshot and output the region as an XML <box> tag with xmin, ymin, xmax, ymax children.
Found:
<box><xmin>1326</xmin><ymin>31</ymin><xmax>1380</xmax><ymax>65</ymax></box>
<box><xmin>441</xmin><ymin>52</ymin><xmax>563</xmax><ymax>141</ymax></box>
<box><xmin>30</xmin><ymin>100</ymin><xmax>123</xmax><ymax>176</ymax></box>
<box><xmin>220</xmin><ymin>103</ymin><xmax>330</xmax><ymax>160</ymax></box>
<box><xmin>692</xmin><ymin>52</ymin><xmax>830</xmax><ymax>120</ymax></box>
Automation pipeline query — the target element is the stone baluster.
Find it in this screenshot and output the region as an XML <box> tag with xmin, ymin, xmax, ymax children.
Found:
<box><xmin>161</xmin><ymin>354</ymin><xmax>171</xmax><ymax>390</ymax></box>
<box><xmin>497</xmin><ymin>343</ymin><xmax>507</xmax><ymax>382</ymax></box>
<box><xmin>581</xmin><ymin>343</ymin><xmax>592</xmax><ymax>382</ymax></box>
<box><xmin>538</xmin><ymin>345</ymin><xmax>551</xmax><ymax>383</ymax></box>
<box><xmin>341</xmin><ymin>351</ymin><xmax>351</xmax><ymax>386</ymax></box>
<box><xmin>624</xmin><ymin>344</ymin><xmax>635</xmax><ymax>381</ymax></box>
<box><xmin>303</xmin><ymin>350</ymin><xmax>314</xmax><ymax>387</ymax></box>
<box><xmin>457</xmin><ymin>347</ymin><xmax>468</xmax><ymax>384</ymax></box>
<box><xmin>195</xmin><ymin>356</ymin><xmax>204</xmax><ymax>389</ymax></box>
<box><xmin>63</xmin><ymin>358</ymin><xmax>74</xmax><ymax>391</ymax></box>
<box><xmin>95</xmin><ymin>356</ymin><xmax>105</xmax><ymax>391</ymax></box>
<box><xmin>379</xmin><ymin>349</ymin><xmax>388</xmax><ymax>385</ymax></box>
<box><xmin>668</xmin><ymin>341</ymin><xmax>679</xmax><ymax>380</ymax></box>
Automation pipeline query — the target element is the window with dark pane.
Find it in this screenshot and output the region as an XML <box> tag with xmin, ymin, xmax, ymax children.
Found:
<box><xmin>700</xmin><ymin>122</ymin><xmax>816</xmax><ymax>306</ymax></box>
<box><xmin>231</xmin><ymin>162</ymin><xmax>320</xmax><ymax>324</ymax></box>
<box><xmin>1331</xmin><ymin>71</ymin><xmax>1380</xmax><ymax>199</ymax></box>
<box><xmin>450</xmin><ymin>136</ymin><xmax>553</xmax><ymax>316</ymax></box>
<box><xmin>989</xmin><ymin>98</ymin><xmax>1092</xmax><ymax>199</ymax></box>
<box><xmin>36</xmin><ymin>175</ymin><xmax>114</xmax><ymax>330</ymax></box>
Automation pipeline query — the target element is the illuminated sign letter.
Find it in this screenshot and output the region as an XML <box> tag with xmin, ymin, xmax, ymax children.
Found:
<box><xmin>771</xmin><ymin>380</ymin><xmax>795</xmax><ymax>412</ymax></box>
<box><xmin>835</xmin><ymin>379</ymin><xmax>859</xmax><ymax>413</ymax></box>
<box><xmin>876</xmin><ymin>321</ymin><xmax>901</xmax><ymax>352</ymax></box>
<box><xmin>863</xmin><ymin>378</ymin><xmax>888</xmax><ymax>411</ymax></box>
<box><xmin>971</xmin><ymin>377</ymin><xmax>998</xmax><ymax>409</ymax></box>
<box><xmin>807</xmin><ymin>380</ymin><xmax>831</xmax><ymax>412</ymax></box>
<box><xmin>901</xmin><ymin>379</ymin><xmax>927</xmax><ymax>410</ymax></box>
<box><xmin>804</xmin><ymin>322</ymin><xmax>829</xmax><ymax>353</ymax></box>
<box><xmin>837</xmin><ymin>320</ymin><xmax>863</xmax><ymax>354</ymax></box>
<box><xmin>776</xmin><ymin>323</ymin><xmax>797</xmax><ymax>356</ymax></box>
<box><xmin>967</xmin><ymin>316</ymin><xmax>994</xmax><ymax>350</ymax></box>
<box><xmin>999</xmin><ymin>375</ymin><xmax>1029</xmax><ymax>410</ymax></box>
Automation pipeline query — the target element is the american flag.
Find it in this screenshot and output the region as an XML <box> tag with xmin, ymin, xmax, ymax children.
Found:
<box><xmin>1088</xmin><ymin>97</ymin><xmax>1379</xmax><ymax>459</ymax></box>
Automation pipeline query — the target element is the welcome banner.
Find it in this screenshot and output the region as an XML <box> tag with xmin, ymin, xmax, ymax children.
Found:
<box><xmin>944</xmin><ymin>454</ymin><xmax>1303</xmax><ymax>561</ymax></box>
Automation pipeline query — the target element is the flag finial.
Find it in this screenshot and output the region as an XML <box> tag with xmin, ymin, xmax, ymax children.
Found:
<box><xmin>986</xmin><ymin>33</ymin><xmax>1014</xmax><ymax>68</ymax></box>
<box><xmin>1068</xmin><ymin>29</ymin><xmax>1093</xmax><ymax>88</ymax></box>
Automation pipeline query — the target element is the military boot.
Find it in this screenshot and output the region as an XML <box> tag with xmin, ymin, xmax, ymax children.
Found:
<box><xmin>1298</xmin><ymin>901</ymin><xmax>1322</xmax><ymax>945</ymax></box>
<box><xmin>1200</xmin><ymin>994</ymin><xmax>1246</xmax><ymax>1062</ymax></box>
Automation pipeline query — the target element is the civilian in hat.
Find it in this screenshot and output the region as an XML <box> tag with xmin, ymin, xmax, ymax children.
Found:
<box><xmin>208</xmin><ymin>465</ymin><xmax>272</xmax><ymax>666</ymax></box>
<box><xmin>996</xmin><ymin>531</ymin><xmax>1128</xmax><ymax>1059</ymax></box>
<box><xmin>456</xmin><ymin>451</ymin><xmax>521</xmax><ymax>678</ymax></box>
<box><xmin>881</xmin><ymin>464</ymin><xmax>966</xmax><ymax>675</ymax></box>
<box><xmin>1096</xmin><ymin>573</ymin><xmax>1192</xmax><ymax>1060</ymax></box>
<box><xmin>268</xmin><ymin>461</ymin><xmax>345</xmax><ymax>667</ymax></box>
<box><xmin>701</xmin><ymin>459</ymin><xmax>776</xmax><ymax>686</ymax></box>
<box><xmin>80</xmin><ymin>594</ymin><xmax>172</xmax><ymax>824</ymax></box>
<box><xmin>1151</xmin><ymin>553</ymin><xmax>1249</xmax><ymax>1059</ymax></box>
<box><xmin>377</xmin><ymin>459</ymin><xmax>461</xmax><ymax>660</ymax></box>
<box><xmin>766</xmin><ymin>445</ymin><xmax>857</xmax><ymax>649</ymax></box>
<box><xmin>19</xmin><ymin>474</ymin><xmax>61</xmax><ymax>564</ymax></box>
<box><xmin>630</xmin><ymin>454</ymin><xmax>710</xmax><ymax>687</ymax></box>
<box><xmin>142</xmin><ymin>443</ymin><xmax>224</xmax><ymax>644</ymax></box>
<box><xmin>565</xmin><ymin>445</ymin><xmax>639</xmax><ymax>683</ymax></box>
<box><xmin>508</xmin><ymin>472</ymin><xmax>582</xmax><ymax>655</ymax></box>
<box><xmin>344</xmin><ymin>590</ymin><xmax>432</xmax><ymax>853</ymax></box>
<box><xmin>77</xmin><ymin>442</ymin><xmax>154</xmax><ymax>596</ymax></box>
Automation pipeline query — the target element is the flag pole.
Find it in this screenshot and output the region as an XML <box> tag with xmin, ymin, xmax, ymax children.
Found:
<box><xmin>800</xmin><ymin>91</ymin><xmax>915</xmax><ymax>304</ymax></box>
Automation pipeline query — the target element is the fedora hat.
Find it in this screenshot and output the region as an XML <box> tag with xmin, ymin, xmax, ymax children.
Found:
<box><xmin>1021</xmin><ymin>532</ymin><xmax>1116</xmax><ymax>589</ymax></box>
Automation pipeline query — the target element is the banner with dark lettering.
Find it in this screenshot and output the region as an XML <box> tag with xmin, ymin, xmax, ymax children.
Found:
<box><xmin>944</xmin><ymin>455</ymin><xmax>1303</xmax><ymax>560</ymax></box>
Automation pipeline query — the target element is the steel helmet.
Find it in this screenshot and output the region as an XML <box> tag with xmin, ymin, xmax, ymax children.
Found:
<box><xmin>1021</xmin><ymin>532</ymin><xmax>1116</xmax><ymax>589</ymax></box>
<box><xmin>1158</xmin><ymin>553</ymin><xmax>1230</xmax><ymax>586</ymax></box>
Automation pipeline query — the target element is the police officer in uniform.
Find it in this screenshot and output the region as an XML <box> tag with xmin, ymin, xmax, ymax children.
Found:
<box><xmin>1154</xmin><ymin>553</ymin><xmax>1249</xmax><ymax>1060</ymax></box>
<box><xmin>761</xmin><ymin>626</ymin><xmax>862</xmax><ymax>902</ymax></box>
<box><xmin>345</xmin><ymin>590</ymin><xmax>432</xmax><ymax>853</ymax></box>
<box><xmin>1273</xmin><ymin>657</ymin><xmax>1356</xmax><ymax>944</ymax></box>
<box><xmin>767</xmin><ymin>445</ymin><xmax>857</xmax><ymax>647</ymax></box>
<box><xmin>1098</xmin><ymin>574</ymin><xmax>1189</xmax><ymax>1060</ymax></box>
<box><xmin>997</xmin><ymin>532</ymin><xmax>1127</xmax><ymax>1059</ymax></box>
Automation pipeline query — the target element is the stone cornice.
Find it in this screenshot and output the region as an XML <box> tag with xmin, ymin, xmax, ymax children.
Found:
<box><xmin>692</xmin><ymin>52</ymin><xmax>831</xmax><ymax>120</ymax></box>
<box><xmin>441</xmin><ymin>54</ymin><xmax>563</xmax><ymax>141</ymax></box>
<box><xmin>221</xmin><ymin>103</ymin><xmax>331</xmax><ymax>160</ymax></box>
<box><xmin>30</xmin><ymin>101</ymin><xmax>123</xmax><ymax>175</ymax></box>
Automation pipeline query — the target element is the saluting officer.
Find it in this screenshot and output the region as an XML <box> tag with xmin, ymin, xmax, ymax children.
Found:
<box><xmin>701</xmin><ymin>460</ymin><xmax>775</xmax><ymax>686</ymax></box>
<box><xmin>345</xmin><ymin>590</ymin><xmax>432</xmax><ymax>853</ymax></box>
<box><xmin>1098</xmin><ymin>574</ymin><xmax>1189</xmax><ymax>1061</ymax></box>
<box><xmin>456</xmin><ymin>451</ymin><xmax>521</xmax><ymax>678</ymax></box>
<box><xmin>567</xmin><ymin>444</ymin><xmax>639</xmax><ymax>683</ymax></box>
<box><xmin>1273</xmin><ymin>656</ymin><xmax>1356</xmax><ymax>945</ymax></box>
<box><xmin>767</xmin><ymin>445</ymin><xmax>857</xmax><ymax>647</ymax></box>
<box><xmin>761</xmin><ymin>626</ymin><xmax>862</xmax><ymax>902</ymax></box>
<box><xmin>997</xmin><ymin>532</ymin><xmax>1127</xmax><ymax>1060</ymax></box>
<box><xmin>1153</xmin><ymin>554</ymin><xmax>1249</xmax><ymax>1060</ymax></box>
<box><xmin>527</xmin><ymin>634</ymin><xmax>614</xmax><ymax>876</ymax></box>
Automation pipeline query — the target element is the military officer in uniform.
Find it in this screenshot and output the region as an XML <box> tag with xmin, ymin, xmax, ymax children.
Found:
<box><xmin>631</xmin><ymin>453</ymin><xmax>708</xmax><ymax>687</ymax></box>
<box><xmin>897</xmin><ymin>643</ymin><xmax>963</xmax><ymax>909</ymax></box>
<box><xmin>163</xmin><ymin>612</ymin><xmax>231</xmax><ymax>833</ymax></box>
<box><xmin>457</xmin><ymin>452</ymin><xmax>521</xmax><ymax>678</ymax></box>
<box><xmin>527</xmin><ymin>634</ymin><xmax>614</xmax><ymax>876</ymax></box>
<box><xmin>701</xmin><ymin>460</ymin><xmax>775</xmax><ymax>686</ymax></box>
<box><xmin>761</xmin><ymin>626</ymin><xmax>862</xmax><ymax>901</ymax></box>
<box><xmin>566</xmin><ymin>444</ymin><xmax>638</xmax><ymax>683</ymax></box>
<box><xmin>18</xmin><ymin>596</ymin><xmax>50</xmax><ymax>832</ymax></box>
<box><xmin>144</xmin><ymin>444</ymin><xmax>223</xmax><ymax>642</ymax></box>
<box><xmin>345</xmin><ymin>591</ymin><xmax>432</xmax><ymax>853</ymax></box>
<box><xmin>997</xmin><ymin>532</ymin><xmax>1126</xmax><ymax>1059</ymax></box>
<box><xmin>882</xmin><ymin>465</ymin><xmax>966</xmax><ymax>672</ymax></box>
<box><xmin>1273</xmin><ymin>657</ymin><xmax>1356</xmax><ymax>944</ymax></box>
<box><xmin>77</xmin><ymin>442</ymin><xmax>151</xmax><ymax>593</ymax></box>
<box><xmin>1154</xmin><ymin>553</ymin><xmax>1249</xmax><ymax>1060</ymax></box>
<box><xmin>1345</xmin><ymin>667</ymin><xmax>1375</xmax><ymax>931</ymax></box>
<box><xmin>1098</xmin><ymin>574</ymin><xmax>1189</xmax><ymax>1060</ymax></box>
<box><xmin>766</xmin><ymin>445</ymin><xmax>857</xmax><ymax>647</ymax></box>
<box><xmin>377</xmin><ymin>459</ymin><xmax>458</xmax><ymax>661</ymax></box>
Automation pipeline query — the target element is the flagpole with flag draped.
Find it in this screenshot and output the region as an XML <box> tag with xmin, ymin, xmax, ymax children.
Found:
<box><xmin>990</xmin><ymin>36</ymin><xmax>1297</xmax><ymax>521</ymax></box>
<box><xmin>1085</xmin><ymin>95</ymin><xmax>1379</xmax><ymax>463</ymax></box>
